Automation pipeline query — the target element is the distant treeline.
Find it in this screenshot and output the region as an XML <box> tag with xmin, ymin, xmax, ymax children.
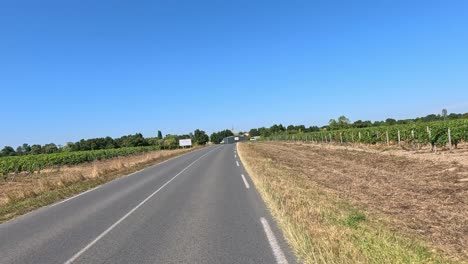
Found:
<box><xmin>0</xmin><ymin>129</ymin><xmax>211</xmax><ymax>157</ymax></box>
<box><xmin>3</xmin><ymin>110</ymin><xmax>467</xmax><ymax>157</ymax></box>
<box><xmin>248</xmin><ymin>110</ymin><xmax>468</xmax><ymax>138</ymax></box>
<box><xmin>210</xmin><ymin>129</ymin><xmax>234</xmax><ymax>144</ymax></box>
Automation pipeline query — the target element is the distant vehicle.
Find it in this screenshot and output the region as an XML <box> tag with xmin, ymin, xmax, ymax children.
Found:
<box><xmin>250</xmin><ymin>138</ymin><xmax>256</xmax><ymax>141</ymax></box>
<box><xmin>220</xmin><ymin>140</ymin><xmax>224</xmax><ymax>144</ymax></box>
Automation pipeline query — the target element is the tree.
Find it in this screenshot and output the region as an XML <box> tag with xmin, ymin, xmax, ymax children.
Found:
<box><xmin>396</xmin><ymin>119</ymin><xmax>411</xmax><ymax>125</ymax></box>
<box><xmin>442</xmin><ymin>109</ymin><xmax>448</xmax><ymax>120</ymax></box>
<box><xmin>258</xmin><ymin>127</ymin><xmax>271</xmax><ymax>137</ymax></box>
<box><xmin>62</xmin><ymin>142</ymin><xmax>75</xmax><ymax>152</ymax></box>
<box><xmin>295</xmin><ymin>125</ymin><xmax>306</xmax><ymax>132</ymax></box>
<box><xmin>104</xmin><ymin>136</ymin><xmax>116</xmax><ymax>149</ymax></box>
<box><xmin>337</xmin><ymin>115</ymin><xmax>350</xmax><ymax>125</ymax></box>
<box><xmin>278</xmin><ymin>124</ymin><xmax>286</xmax><ymax>132</ymax></box>
<box><xmin>420</xmin><ymin>114</ymin><xmax>439</xmax><ymax>122</ymax></box>
<box><xmin>16</xmin><ymin>146</ymin><xmax>24</xmax><ymax>155</ymax></box>
<box><xmin>193</xmin><ymin>129</ymin><xmax>209</xmax><ymax>145</ymax></box>
<box><xmin>353</xmin><ymin>120</ymin><xmax>372</xmax><ymax>128</ymax></box>
<box><xmin>328</xmin><ymin>119</ymin><xmax>339</xmax><ymax>130</ymax></box>
<box><xmin>210</xmin><ymin>132</ymin><xmax>222</xmax><ymax>144</ymax></box>
<box><xmin>42</xmin><ymin>143</ymin><xmax>59</xmax><ymax>154</ymax></box>
<box><xmin>219</xmin><ymin>129</ymin><xmax>234</xmax><ymax>139</ymax></box>
<box><xmin>447</xmin><ymin>113</ymin><xmax>459</xmax><ymax>120</ymax></box>
<box><xmin>329</xmin><ymin>116</ymin><xmax>350</xmax><ymax>130</ymax></box>
<box><xmin>385</xmin><ymin>118</ymin><xmax>397</xmax><ymax>126</ymax></box>
<box><xmin>157</xmin><ymin>130</ymin><xmax>163</xmax><ymax>140</ymax></box>
<box><xmin>249</xmin><ymin>128</ymin><xmax>260</xmax><ymax>137</ymax></box>
<box><xmin>163</xmin><ymin>135</ymin><xmax>178</xmax><ymax>148</ymax></box>
<box><xmin>117</xmin><ymin>133</ymin><xmax>148</xmax><ymax>147</ymax></box>
<box><xmin>270</xmin><ymin>124</ymin><xmax>285</xmax><ymax>134</ymax></box>
<box><xmin>30</xmin><ymin>144</ymin><xmax>42</xmax><ymax>154</ymax></box>
<box><xmin>210</xmin><ymin>129</ymin><xmax>235</xmax><ymax>144</ymax></box>
<box><xmin>1</xmin><ymin>146</ymin><xmax>16</xmax><ymax>156</ymax></box>
<box><xmin>21</xmin><ymin>143</ymin><xmax>31</xmax><ymax>154</ymax></box>
<box><xmin>373</xmin><ymin>121</ymin><xmax>385</xmax><ymax>127</ymax></box>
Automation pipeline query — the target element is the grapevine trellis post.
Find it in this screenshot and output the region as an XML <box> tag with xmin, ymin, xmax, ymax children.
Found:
<box><xmin>448</xmin><ymin>128</ymin><xmax>452</xmax><ymax>151</ymax></box>
<box><xmin>397</xmin><ymin>130</ymin><xmax>401</xmax><ymax>146</ymax></box>
<box><xmin>386</xmin><ymin>130</ymin><xmax>389</xmax><ymax>146</ymax></box>
<box><xmin>427</xmin><ymin>126</ymin><xmax>432</xmax><ymax>148</ymax></box>
<box><xmin>340</xmin><ymin>133</ymin><xmax>343</xmax><ymax>144</ymax></box>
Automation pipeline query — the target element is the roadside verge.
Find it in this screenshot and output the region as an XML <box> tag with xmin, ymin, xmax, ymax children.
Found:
<box><xmin>0</xmin><ymin>147</ymin><xmax>201</xmax><ymax>223</ymax></box>
<box><xmin>237</xmin><ymin>142</ymin><xmax>461</xmax><ymax>264</ymax></box>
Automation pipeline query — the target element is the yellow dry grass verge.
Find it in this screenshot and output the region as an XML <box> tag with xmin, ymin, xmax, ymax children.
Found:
<box><xmin>0</xmin><ymin>147</ymin><xmax>200</xmax><ymax>223</ymax></box>
<box><xmin>237</xmin><ymin>142</ymin><xmax>464</xmax><ymax>264</ymax></box>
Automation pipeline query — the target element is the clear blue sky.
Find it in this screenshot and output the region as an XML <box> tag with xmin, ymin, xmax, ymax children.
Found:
<box><xmin>1</xmin><ymin>0</ymin><xmax>467</xmax><ymax>147</ymax></box>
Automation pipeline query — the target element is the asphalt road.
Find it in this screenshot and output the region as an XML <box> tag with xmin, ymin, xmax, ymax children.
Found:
<box><xmin>0</xmin><ymin>144</ymin><xmax>297</xmax><ymax>264</ymax></box>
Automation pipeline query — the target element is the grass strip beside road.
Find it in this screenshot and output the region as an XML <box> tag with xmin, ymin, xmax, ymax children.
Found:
<box><xmin>237</xmin><ymin>142</ymin><xmax>461</xmax><ymax>264</ymax></box>
<box><xmin>0</xmin><ymin>147</ymin><xmax>200</xmax><ymax>223</ymax></box>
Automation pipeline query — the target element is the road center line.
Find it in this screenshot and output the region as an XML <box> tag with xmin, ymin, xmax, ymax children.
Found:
<box><xmin>260</xmin><ymin>217</ymin><xmax>289</xmax><ymax>264</ymax></box>
<box><xmin>241</xmin><ymin>174</ymin><xmax>250</xmax><ymax>189</ymax></box>
<box><xmin>236</xmin><ymin>161</ymin><xmax>240</xmax><ymax>167</ymax></box>
<box><xmin>63</xmin><ymin>147</ymin><xmax>219</xmax><ymax>264</ymax></box>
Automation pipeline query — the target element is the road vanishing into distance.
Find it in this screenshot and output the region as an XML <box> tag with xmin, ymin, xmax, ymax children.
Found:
<box><xmin>0</xmin><ymin>144</ymin><xmax>297</xmax><ymax>264</ymax></box>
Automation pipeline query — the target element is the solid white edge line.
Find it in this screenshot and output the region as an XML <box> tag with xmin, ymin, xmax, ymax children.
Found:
<box><xmin>241</xmin><ymin>174</ymin><xmax>250</xmax><ymax>189</ymax></box>
<box><xmin>63</xmin><ymin>146</ymin><xmax>220</xmax><ymax>264</ymax></box>
<box><xmin>260</xmin><ymin>217</ymin><xmax>289</xmax><ymax>264</ymax></box>
<box><xmin>125</xmin><ymin>169</ymin><xmax>144</xmax><ymax>177</ymax></box>
<box><xmin>236</xmin><ymin>161</ymin><xmax>240</xmax><ymax>167</ymax></box>
<box><xmin>50</xmin><ymin>186</ymin><xmax>100</xmax><ymax>208</ymax></box>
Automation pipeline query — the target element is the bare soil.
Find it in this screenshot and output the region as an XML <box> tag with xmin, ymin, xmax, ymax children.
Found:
<box><xmin>247</xmin><ymin>141</ymin><xmax>468</xmax><ymax>260</ymax></box>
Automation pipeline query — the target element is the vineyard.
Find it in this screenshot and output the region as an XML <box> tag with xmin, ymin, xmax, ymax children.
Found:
<box><xmin>265</xmin><ymin>119</ymin><xmax>468</xmax><ymax>150</ymax></box>
<box><xmin>0</xmin><ymin>145</ymin><xmax>176</xmax><ymax>175</ymax></box>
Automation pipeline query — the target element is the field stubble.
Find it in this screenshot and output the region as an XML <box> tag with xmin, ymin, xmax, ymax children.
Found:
<box><xmin>238</xmin><ymin>141</ymin><xmax>467</xmax><ymax>263</ymax></box>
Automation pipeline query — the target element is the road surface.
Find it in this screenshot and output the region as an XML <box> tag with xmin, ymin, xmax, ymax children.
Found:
<box><xmin>0</xmin><ymin>144</ymin><xmax>297</xmax><ymax>264</ymax></box>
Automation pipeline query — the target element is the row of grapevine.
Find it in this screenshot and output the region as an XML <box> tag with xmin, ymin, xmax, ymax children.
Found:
<box><xmin>265</xmin><ymin>119</ymin><xmax>468</xmax><ymax>149</ymax></box>
<box><xmin>0</xmin><ymin>145</ymin><xmax>176</xmax><ymax>175</ymax></box>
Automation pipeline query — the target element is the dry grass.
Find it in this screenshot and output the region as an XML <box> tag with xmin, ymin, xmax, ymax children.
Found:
<box><xmin>237</xmin><ymin>141</ymin><xmax>467</xmax><ymax>264</ymax></box>
<box><xmin>0</xmin><ymin>147</ymin><xmax>199</xmax><ymax>222</ymax></box>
